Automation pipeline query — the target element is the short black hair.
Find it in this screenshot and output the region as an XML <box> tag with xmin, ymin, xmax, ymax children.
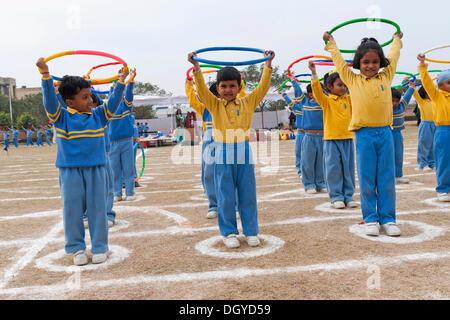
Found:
<box><xmin>306</xmin><ymin>84</ymin><xmax>312</xmax><ymax>94</ymax></box>
<box><xmin>58</xmin><ymin>75</ymin><xmax>91</xmax><ymax>101</ymax></box>
<box><xmin>216</xmin><ymin>67</ymin><xmax>241</xmax><ymax>86</ymax></box>
<box><xmin>418</xmin><ymin>86</ymin><xmax>430</xmax><ymax>100</ymax></box>
<box><xmin>352</xmin><ymin>38</ymin><xmax>390</xmax><ymax>70</ymax></box>
<box><xmin>323</xmin><ymin>72</ymin><xmax>341</xmax><ymax>90</ymax></box>
<box><xmin>209</xmin><ymin>82</ymin><xmax>219</xmax><ymax>97</ymax></box>
<box><xmin>391</xmin><ymin>88</ymin><xmax>402</xmax><ymax>100</ymax></box>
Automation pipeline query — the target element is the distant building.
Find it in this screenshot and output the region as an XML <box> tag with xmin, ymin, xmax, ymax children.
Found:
<box><xmin>0</xmin><ymin>77</ymin><xmax>16</xmax><ymax>97</ymax></box>
<box><xmin>15</xmin><ymin>86</ymin><xmax>41</xmax><ymax>99</ymax></box>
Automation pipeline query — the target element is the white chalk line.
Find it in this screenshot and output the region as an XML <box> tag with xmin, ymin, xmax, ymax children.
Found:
<box><xmin>1</xmin><ymin>250</ymin><xmax>449</xmax><ymax>298</ymax></box>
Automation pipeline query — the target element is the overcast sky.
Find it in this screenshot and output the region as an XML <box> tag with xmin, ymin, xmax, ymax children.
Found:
<box><xmin>1</xmin><ymin>0</ymin><xmax>449</xmax><ymax>95</ymax></box>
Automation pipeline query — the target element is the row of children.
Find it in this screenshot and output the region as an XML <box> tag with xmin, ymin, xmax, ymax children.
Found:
<box><xmin>1</xmin><ymin>125</ymin><xmax>54</xmax><ymax>148</ymax></box>
<box><xmin>186</xmin><ymin>30</ymin><xmax>449</xmax><ymax>247</ymax></box>
<box><xmin>37</xmin><ymin>57</ymin><xmax>141</xmax><ymax>266</ymax></box>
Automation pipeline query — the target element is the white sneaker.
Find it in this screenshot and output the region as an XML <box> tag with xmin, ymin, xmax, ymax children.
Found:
<box><xmin>114</xmin><ymin>196</ymin><xmax>122</xmax><ymax>202</ymax></box>
<box><xmin>332</xmin><ymin>201</ymin><xmax>346</xmax><ymax>209</ymax></box>
<box><xmin>108</xmin><ymin>220</ymin><xmax>115</xmax><ymax>228</ymax></box>
<box><xmin>73</xmin><ymin>250</ymin><xmax>88</xmax><ymax>266</ymax></box>
<box><xmin>396</xmin><ymin>177</ymin><xmax>409</xmax><ymax>184</ymax></box>
<box><xmin>364</xmin><ymin>222</ymin><xmax>380</xmax><ymax>236</ymax></box>
<box><xmin>346</xmin><ymin>201</ymin><xmax>358</xmax><ymax>208</ymax></box>
<box><xmin>206</xmin><ymin>210</ymin><xmax>217</xmax><ymax>219</ymax></box>
<box><xmin>222</xmin><ymin>234</ymin><xmax>240</xmax><ymax>248</ymax></box>
<box><xmin>306</xmin><ymin>188</ymin><xmax>317</xmax><ymax>194</ymax></box>
<box><xmin>246</xmin><ymin>236</ymin><xmax>260</xmax><ymax>247</ymax></box>
<box><xmin>317</xmin><ymin>188</ymin><xmax>328</xmax><ymax>193</ymax></box>
<box><xmin>126</xmin><ymin>195</ymin><xmax>136</xmax><ymax>201</ymax></box>
<box><xmin>92</xmin><ymin>253</ymin><xmax>108</xmax><ymax>264</ymax></box>
<box><xmin>437</xmin><ymin>193</ymin><xmax>450</xmax><ymax>202</ymax></box>
<box><xmin>424</xmin><ymin>167</ymin><xmax>433</xmax><ymax>171</ymax></box>
<box><xmin>381</xmin><ymin>222</ymin><xmax>401</xmax><ymax>236</ymax></box>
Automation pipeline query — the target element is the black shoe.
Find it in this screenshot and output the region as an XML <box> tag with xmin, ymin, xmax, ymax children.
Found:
<box><xmin>135</xmin><ymin>181</ymin><xmax>142</xmax><ymax>187</ymax></box>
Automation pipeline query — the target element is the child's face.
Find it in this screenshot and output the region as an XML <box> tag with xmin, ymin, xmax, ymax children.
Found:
<box><xmin>217</xmin><ymin>80</ymin><xmax>241</xmax><ymax>101</ymax></box>
<box><xmin>307</xmin><ymin>92</ymin><xmax>314</xmax><ymax>100</ymax></box>
<box><xmin>359</xmin><ymin>50</ymin><xmax>381</xmax><ymax>77</ymax></box>
<box><xmin>438</xmin><ymin>79</ymin><xmax>450</xmax><ymax>93</ymax></box>
<box><xmin>66</xmin><ymin>88</ymin><xmax>93</xmax><ymax>113</ymax></box>
<box><xmin>328</xmin><ymin>78</ymin><xmax>347</xmax><ymax>96</ymax></box>
<box><xmin>392</xmin><ymin>97</ymin><xmax>400</xmax><ymax>109</ymax></box>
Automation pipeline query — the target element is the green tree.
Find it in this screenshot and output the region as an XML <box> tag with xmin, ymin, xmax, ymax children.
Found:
<box><xmin>0</xmin><ymin>111</ymin><xmax>11</xmax><ymax>128</ymax></box>
<box><xmin>16</xmin><ymin>112</ymin><xmax>37</xmax><ymax>129</ymax></box>
<box><xmin>133</xmin><ymin>106</ymin><xmax>156</xmax><ymax>119</ymax></box>
<box><xmin>133</xmin><ymin>81</ymin><xmax>171</xmax><ymax>96</ymax></box>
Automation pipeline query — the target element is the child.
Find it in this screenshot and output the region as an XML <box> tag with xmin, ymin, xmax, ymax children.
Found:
<box><xmin>412</xmin><ymin>83</ymin><xmax>436</xmax><ymax>170</ymax></box>
<box><xmin>36</xmin><ymin>57</ymin><xmax>128</xmax><ymax>266</ymax></box>
<box><xmin>9</xmin><ymin>127</ymin><xmax>19</xmax><ymax>148</ymax></box>
<box><xmin>279</xmin><ymin>74</ymin><xmax>303</xmax><ymax>178</ymax></box>
<box><xmin>417</xmin><ymin>55</ymin><xmax>450</xmax><ymax>201</ymax></box>
<box><xmin>44</xmin><ymin>125</ymin><xmax>53</xmax><ymax>146</ymax></box>
<box><xmin>2</xmin><ymin>128</ymin><xmax>10</xmax><ymax>150</ymax></box>
<box><xmin>308</xmin><ymin>61</ymin><xmax>357</xmax><ymax>209</ymax></box>
<box><xmin>324</xmin><ymin>31</ymin><xmax>404</xmax><ymax>236</ymax></box>
<box><xmin>22</xmin><ymin>125</ymin><xmax>35</xmax><ymax>147</ymax></box>
<box><xmin>108</xmin><ymin>72</ymin><xmax>136</xmax><ymax>202</ymax></box>
<box><xmin>36</xmin><ymin>127</ymin><xmax>44</xmax><ymax>147</ymax></box>
<box><xmin>391</xmin><ymin>85</ymin><xmax>414</xmax><ymax>184</ymax></box>
<box><xmin>293</xmin><ymin>79</ymin><xmax>326</xmax><ymax>194</ymax></box>
<box><xmin>188</xmin><ymin>49</ymin><xmax>275</xmax><ymax>248</ymax></box>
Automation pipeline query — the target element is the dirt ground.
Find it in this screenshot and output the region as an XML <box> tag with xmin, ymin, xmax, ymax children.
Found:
<box><xmin>0</xmin><ymin>125</ymin><xmax>449</xmax><ymax>300</ymax></box>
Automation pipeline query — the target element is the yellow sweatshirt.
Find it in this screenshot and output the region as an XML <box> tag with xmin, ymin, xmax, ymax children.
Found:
<box><xmin>418</xmin><ymin>64</ymin><xmax>450</xmax><ymax>126</ymax></box>
<box><xmin>412</xmin><ymin>89</ymin><xmax>434</xmax><ymax>122</ymax></box>
<box><xmin>193</xmin><ymin>67</ymin><xmax>272</xmax><ymax>143</ymax></box>
<box><xmin>325</xmin><ymin>38</ymin><xmax>402</xmax><ymax>131</ymax></box>
<box><xmin>311</xmin><ymin>78</ymin><xmax>353</xmax><ymax>140</ymax></box>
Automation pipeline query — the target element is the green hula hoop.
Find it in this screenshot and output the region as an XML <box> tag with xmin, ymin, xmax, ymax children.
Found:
<box><xmin>279</xmin><ymin>75</ymin><xmax>324</xmax><ymax>91</ymax></box>
<box><xmin>133</xmin><ymin>142</ymin><xmax>145</xmax><ymax>182</ymax></box>
<box><xmin>391</xmin><ymin>71</ymin><xmax>415</xmax><ymax>89</ymax></box>
<box><xmin>325</xmin><ymin>18</ymin><xmax>401</xmax><ymax>53</ymax></box>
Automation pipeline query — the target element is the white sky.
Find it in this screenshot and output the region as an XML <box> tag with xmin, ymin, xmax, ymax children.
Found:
<box><xmin>1</xmin><ymin>0</ymin><xmax>449</xmax><ymax>95</ymax></box>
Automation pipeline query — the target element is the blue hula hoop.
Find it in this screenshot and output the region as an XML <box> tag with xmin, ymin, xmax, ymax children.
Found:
<box><xmin>91</xmin><ymin>89</ymin><xmax>110</xmax><ymax>94</ymax></box>
<box><xmin>192</xmin><ymin>47</ymin><xmax>271</xmax><ymax>66</ymax></box>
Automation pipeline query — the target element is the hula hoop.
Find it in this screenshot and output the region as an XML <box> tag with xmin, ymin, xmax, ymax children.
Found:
<box><xmin>313</xmin><ymin>61</ymin><xmax>353</xmax><ymax>66</ymax></box>
<box><xmin>423</xmin><ymin>44</ymin><xmax>450</xmax><ymax>64</ymax></box>
<box><xmin>192</xmin><ymin>47</ymin><xmax>271</xmax><ymax>66</ymax></box>
<box><xmin>325</xmin><ymin>18</ymin><xmax>401</xmax><ymax>53</ymax></box>
<box><xmin>391</xmin><ymin>71</ymin><xmax>416</xmax><ymax>89</ymax></box>
<box><xmin>186</xmin><ymin>64</ymin><xmax>223</xmax><ymax>81</ymax></box>
<box><xmin>287</xmin><ymin>55</ymin><xmax>336</xmax><ymax>77</ymax></box>
<box><xmin>38</xmin><ymin>50</ymin><xmax>128</xmax><ymax>84</ymax></box>
<box><xmin>133</xmin><ymin>142</ymin><xmax>145</xmax><ymax>182</ymax></box>
<box><xmin>402</xmin><ymin>70</ymin><xmax>442</xmax><ymax>87</ymax></box>
<box><xmin>279</xmin><ymin>74</ymin><xmax>324</xmax><ymax>91</ymax></box>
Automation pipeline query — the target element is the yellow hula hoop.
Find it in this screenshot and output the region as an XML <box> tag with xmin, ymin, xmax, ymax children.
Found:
<box><xmin>423</xmin><ymin>44</ymin><xmax>450</xmax><ymax>64</ymax></box>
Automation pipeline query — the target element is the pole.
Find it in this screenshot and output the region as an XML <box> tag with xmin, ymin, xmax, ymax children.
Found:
<box><xmin>8</xmin><ymin>84</ymin><xmax>13</xmax><ymax>123</ymax></box>
<box><xmin>260</xmin><ymin>101</ymin><xmax>265</xmax><ymax>129</ymax></box>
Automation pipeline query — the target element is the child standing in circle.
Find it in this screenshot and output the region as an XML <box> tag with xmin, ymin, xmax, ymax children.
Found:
<box><xmin>416</xmin><ymin>55</ymin><xmax>450</xmax><ymax>201</ymax></box>
<box><xmin>308</xmin><ymin>61</ymin><xmax>357</xmax><ymax>209</ymax></box>
<box><xmin>412</xmin><ymin>83</ymin><xmax>436</xmax><ymax>171</ymax></box>
<box><xmin>324</xmin><ymin>31</ymin><xmax>404</xmax><ymax>236</ymax></box>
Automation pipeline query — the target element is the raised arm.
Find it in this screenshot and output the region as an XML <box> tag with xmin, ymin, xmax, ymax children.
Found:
<box><xmin>417</xmin><ymin>54</ymin><xmax>438</xmax><ymax>101</ymax></box>
<box><xmin>245</xmin><ymin>51</ymin><xmax>274</xmax><ymax>110</ymax></box>
<box><xmin>401</xmin><ymin>86</ymin><xmax>415</xmax><ymax>106</ymax></box>
<box><xmin>101</xmin><ymin>67</ymin><xmax>128</xmax><ymax>121</ymax></box>
<box><xmin>185</xmin><ymin>79</ymin><xmax>206</xmax><ymax>116</ymax></box>
<box><xmin>36</xmin><ymin>58</ymin><xmax>62</xmax><ymax>124</ymax></box>
<box><xmin>324</xmin><ymin>33</ymin><xmax>356</xmax><ymax>86</ymax></box>
<box><xmin>309</xmin><ymin>61</ymin><xmax>329</xmax><ymax>109</ymax></box>
<box><xmin>381</xmin><ymin>34</ymin><xmax>403</xmax><ymax>81</ymax></box>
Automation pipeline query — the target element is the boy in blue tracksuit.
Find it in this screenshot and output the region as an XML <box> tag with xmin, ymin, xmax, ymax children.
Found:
<box><xmin>23</xmin><ymin>126</ymin><xmax>35</xmax><ymax>146</ymax></box>
<box><xmin>391</xmin><ymin>86</ymin><xmax>414</xmax><ymax>184</ymax></box>
<box><xmin>279</xmin><ymin>77</ymin><xmax>303</xmax><ymax>178</ymax></box>
<box><xmin>9</xmin><ymin>127</ymin><xmax>19</xmax><ymax>148</ymax></box>
<box><xmin>2</xmin><ymin>129</ymin><xmax>10</xmax><ymax>150</ymax></box>
<box><xmin>37</xmin><ymin>57</ymin><xmax>128</xmax><ymax>266</ymax></box>
<box><xmin>44</xmin><ymin>125</ymin><xmax>53</xmax><ymax>146</ymax></box>
<box><xmin>36</xmin><ymin>127</ymin><xmax>44</xmax><ymax>146</ymax></box>
<box><xmin>108</xmin><ymin>73</ymin><xmax>136</xmax><ymax>202</ymax></box>
<box><xmin>295</xmin><ymin>82</ymin><xmax>326</xmax><ymax>193</ymax></box>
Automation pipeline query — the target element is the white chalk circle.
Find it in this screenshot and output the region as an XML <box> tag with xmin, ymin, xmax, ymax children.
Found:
<box><xmin>349</xmin><ymin>220</ymin><xmax>445</xmax><ymax>244</ymax></box>
<box><xmin>421</xmin><ymin>197</ymin><xmax>450</xmax><ymax>208</ymax></box>
<box><xmin>114</xmin><ymin>195</ymin><xmax>146</xmax><ymax>205</ymax></box>
<box><xmin>34</xmin><ymin>245</ymin><xmax>131</xmax><ymax>273</ymax></box>
<box><xmin>195</xmin><ymin>234</ymin><xmax>285</xmax><ymax>259</ymax></box>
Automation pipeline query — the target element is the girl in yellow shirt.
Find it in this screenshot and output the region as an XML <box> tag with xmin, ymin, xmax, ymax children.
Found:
<box><xmin>324</xmin><ymin>31</ymin><xmax>403</xmax><ymax>237</ymax></box>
